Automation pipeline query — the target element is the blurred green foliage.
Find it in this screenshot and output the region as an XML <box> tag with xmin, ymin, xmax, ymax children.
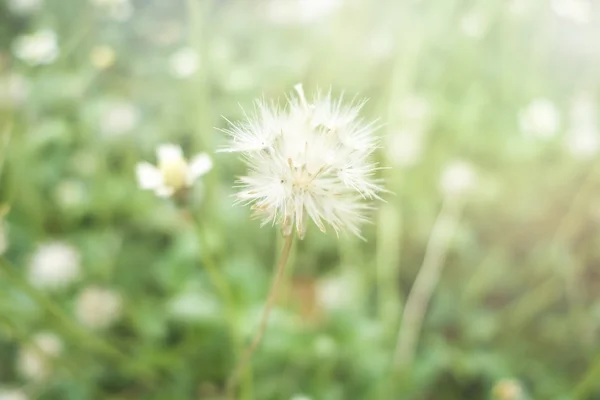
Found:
<box><xmin>1</xmin><ymin>0</ymin><xmax>600</xmax><ymax>399</ymax></box>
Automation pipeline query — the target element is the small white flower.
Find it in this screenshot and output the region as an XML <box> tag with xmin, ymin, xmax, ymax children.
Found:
<box><xmin>13</xmin><ymin>29</ymin><xmax>59</xmax><ymax>66</ymax></box>
<box><xmin>519</xmin><ymin>98</ymin><xmax>560</xmax><ymax>140</ymax></box>
<box><xmin>28</xmin><ymin>242</ymin><xmax>81</xmax><ymax>290</ymax></box>
<box><xmin>439</xmin><ymin>160</ymin><xmax>477</xmax><ymax>198</ymax></box>
<box><xmin>7</xmin><ymin>0</ymin><xmax>41</xmax><ymax>14</ymax></box>
<box><xmin>0</xmin><ymin>388</ymin><xmax>28</xmax><ymax>400</ymax></box>
<box><xmin>551</xmin><ymin>0</ymin><xmax>591</xmax><ymax>25</ymax></box>
<box><xmin>266</xmin><ymin>0</ymin><xmax>342</xmax><ymax>25</ymax></box>
<box><xmin>221</xmin><ymin>84</ymin><xmax>384</xmax><ymax>239</ymax></box>
<box><xmin>386</xmin><ymin>129</ymin><xmax>424</xmax><ymax>167</ymax></box>
<box><xmin>316</xmin><ymin>272</ymin><xmax>362</xmax><ymax>312</ymax></box>
<box><xmin>18</xmin><ymin>332</ymin><xmax>62</xmax><ymax>381</ymax></box>
<box><xmin>136</xmin><ymin>144</ymin><xmax>212</xmax><ymax>197</ymax></box>
<box><xmin>90</xmin><ymin>45</ymin><xmax>116</xmax><ymax>69</ymax></box>
<box><xmin>54</xmin><ymin>180</ymin><xmax>86</xmax><ymax>209</ymax></box>
<box><xmin>91</xmin><ymin>0</ymin><xmax>133</xmax><ymax>21</ymax></box>
<box><xmin>99</xmin><ymin>101</ymin><xmax>139</xmax><ymax>137</ymax></box>
<box><xmin>460</xmin><ymin>10</ymin><xmax>489</xmax><ymax>39</ymax></box>
<box><xmin>75</xmin><ymin>286</ymin><xmax>122</xmax><ymax>330</ymax></box>
<box><xmin>169</xmin><ymin>47</ymin><xmax>200</xmax><ymax>78</ymax></box>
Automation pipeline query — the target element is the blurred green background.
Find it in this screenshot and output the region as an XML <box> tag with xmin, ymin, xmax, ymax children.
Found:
<box><xmin>2</xmin><ymin>0</ymin><xmax>600</xmax><ymax>399</ymax></box>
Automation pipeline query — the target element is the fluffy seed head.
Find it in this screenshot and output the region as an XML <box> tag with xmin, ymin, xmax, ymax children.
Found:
<box><xmin>221</xmin><ymin>84</ymin><xmax>384</xmax><ymax>239</ymax></box>
<box><xmin>75</xmin><ymin>286</ymin><xmax>122</xmax><ymax>330</ymax></box>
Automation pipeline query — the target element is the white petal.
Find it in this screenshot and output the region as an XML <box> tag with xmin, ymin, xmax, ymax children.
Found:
<box><xmin>136</xmin><ymin>162</ymin><xmax>163</xmax><ymax>190</ymax></box>
<box><xmin>156</xmin><ymin>144</ymin><xmax>184</xmax><ymax>165</ymax></box>
<box><xmin>187</xmin><ymin>153</ymin><xmax>213</xmax><ymax>183</ymax></box>
<box><xmin>155</xmin><ymin>185</ymin><xmax>175</xmax><ymax>198</ymax></box>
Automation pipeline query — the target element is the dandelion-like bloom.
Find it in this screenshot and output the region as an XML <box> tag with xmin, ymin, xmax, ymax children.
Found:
<box><xmin>136</xmin><ymin>144</ymin><xmax>212</xmax><ymax>197</ymax></box>
<box><xmin>27</xmin><ymin>241</ymin><xmax>80</xmax><ymax>290</ymax></box>
<box><xmin>221</xmin><ymin>84</ymin><xmax>383</xmax><ymax>239</ymax></box>
<box><xmin>17</xmin><ymin>332</ymin><xmax>62</xmax><ymax>381</ymax></box>
<box><xmin>75</xmin><ymin>286</ymin><xmax>122</xmax><ymax>330</ymax></box>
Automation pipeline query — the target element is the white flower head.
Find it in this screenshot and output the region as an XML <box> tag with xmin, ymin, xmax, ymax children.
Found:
<box><xmin>551</xmin><ymin>0</ymin><xmax>591</xmax><ymax>25</ymax></box>
<box><xmin>519</xmin><ymin>98</ymin><xmax>560</xmax><ymax>140</ymax></box>
<box><xmin>316</xmin><ymin>272</ymin><xmax>362</xmax><ymax>311</ymax></box>
<box><xmin>75</xmin><ymin>286</ymin><xmax>122</xmax><ymax>330</ymax></box>
<box><xmin>169</xmin><ymin>47</ymin><xmax>200</xmax><ymax>78</ymax></box>
<box><xmin>99</xmin><ymin>100</ymin><xmax>139</xmax><ymax>137</ymax></box>
<box><xmin>221</xmin><ymin>84</ymin><xmax>384</xmax><ymax>239</ymax></box>
<box><xmin>386</xmin><ymin>129</ymin><xmax>424</xmax><ymax>167</ymax></box>
<box><xmin>136</xmin><ymin>144</ymin><xmax>212</xmax><ymax>198</ymax></box>
<box><xmin>0</xmin><ymin>388</ymin><xmax>28</xmax><ymax>400</ymax></box>
<box><xmin>439</xmin><ymin>160</ymin><xmax>477</xmax><ymax>198</ymax></box>
<box><xmin>18</xmin><ymin>332</ymin><xmax>63</xmax><ymax>381</ymax></box>
<box><xmin>13</xmin><ymin>29</ymin><xmax>59</xmax><ymax>66</ymax></box>
<box><xmin>28</xmin><ymin>241</ymin><xmax>81</xmax><ymax>290</ymax></box>
<box><xmin>7</xmin><ymin>0</ymin><xmax>41</xmax><ymax>15</ymax></box>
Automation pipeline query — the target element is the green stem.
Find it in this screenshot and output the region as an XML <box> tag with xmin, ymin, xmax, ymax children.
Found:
<box><xmin>226</xmin><ymin>233</ymin><xmax>295</xmax><ymax>397</ymax></box>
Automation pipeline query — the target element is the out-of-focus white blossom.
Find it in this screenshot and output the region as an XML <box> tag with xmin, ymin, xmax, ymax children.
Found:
<box><xmin>290</xmin><ymin>395</ymin><xmax>313</xmax><ymax>400</ymax></box>
<box><xmin>75</xmin><ymin>286</ymin><xmax>122</xmax><ymax>330</ymax></box>
<box><xmin>565</xmin><ymin>93</ymin><xmax>599</xmax><ymax>158</ymax></box>
<box><xmin>91</xmin><ymin>0</ymin><xmax>133</xmax><ymax>21</ymax></box>
<box><xmin>169</xmin><ymin>47</ymin><xmax>200</xmax><ymax>78</ymax></box>
<box><xmin>136</xmin><ymin>144</ymin><xmax>212</xmax><ymax>198</ymax></box>
<box><xmin>28</xmin><ymin>242</ymin><xmax>81</xmax><ymax>290</ymax></box>
<box><xmin>99</xmin><ymin>101</ymin><xmax>140</xmax><ymax>137</ymax></box>
<box><xmin>13</xmin><ymin>29</ymin><xmax>59</xmax><ymax>66</ymax></box>
<box><xmin>518</xmin><ymin>98</ymin><xmax>561</xmax><ymax>140</ymax></box>
<box><xmin>54</xmin><ymin>180</ymin><xmax>86</xmax><ymax>209</ymax></box>
<box><xmin>0</xmin><ymin>388</ymin><xmax>28</xmax><ymax>400</ymax></box>
<box><xmin>316</xmin><ymin>272</ymin><xmax>362</xmax><ymax>312</ymax></box>
<box><xmin>492</xmin><ymin>378</ymin><xmax>524</xmax><ymax>400</ymax></box>
<box><xmin>266</xmin><ymin>0</ymin><xmax>343</xmax><ymax>25</ymax></box>
<box><xmin>221</xmin><ymin>84</ymin><xmax>384</xmax><ymax>239</ymax></box>
<box><xmin>386</xmin><ymin>129</ymin><xmax>424</xmax><ymax>167</ymax></box>
<box><xmin>460</xmin><ymin>10</ymin><xmax>489</xmax><ymax>39</ymax></box>
<box><xmin>398</xmin><ymin>94</ymin><xmax>431</xmax><ymax>127</ymax></box>
<box><xmin>18</xmin><ymin>332</ymin><xmax>63</xmax><ymax>381</ymax></box>
<box><xmin>551</xmin><ymin>0</ymin><xmax>591</xmax><ymax>25</ymax></box>
<box><xmin>90</xmin><ymin>45</ymin><xmax>116</xmax><ymax>69</ymax></box>
<box><xmin>439</xmin><ymin>160</ymin><xmax>477</xmax><ymax>198</ymax></box>
<box><xmin>7</xmin><ymin>0</ymin><xmax>41</xmax><ymax>14</ymax></box>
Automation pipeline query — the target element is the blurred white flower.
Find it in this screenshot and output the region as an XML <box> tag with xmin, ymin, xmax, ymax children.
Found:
<box><xmin>75</xmin><ymin>286</ymin><xmax>122</xmax><ymax>330</ymax></box>
<box><xmin>7</xmin><ymin>0</ymin><xmax>41</xmax><ymax>14</ymax></box>
<box><xmin>565</xmin><ymin>94</ymin><xmax>599</xmax><ymax>158</ymax></box>
<box><xmin>290</xmin><ymin>395</ymin><xmax>312</xmax><ymax>400</ymax></box>
<box><xmin>386</xmin><ymin>129</ymin><xmax>424</xmax><ymax>167</ymax></box>
<box><xmin>28</xmin><ymin>242</ymin><xmax>81</xmax><ymax>290</ymax></box>
<box><xmin>18</xmin><ymin>332</ymin><xmax>63</xmax><ymax>381</ymax></box>
<box><xmin>551</xmin><ymin>0</ymin><xmax>591</xmax><ymax>25</ymax></box>
<box><xmin>0</xmin><ymin>388</ymin><xmax>28</xmax><ymax>400</ymax></box>
<box><xmin>518</xmin><ymin>98</ymin><xmax>560</xmax><ymax>140</ymax></box>
<box><xmin>460</xmin><ymin>10</ymin><xmax>489</xmax><ymax>39</ymax></box>
<box><xmin>99</xmin><ymin>101</ymin><xmax>140</xmax><ymax>137</ymax></box>
<box><xmin>221</xmin><ymin>84</ymin><xmax>384</xmax><ymax>239</ymax></box>
<box><xmin>399</xmin><ymin>94</ymin><xmax>431</xmax><ymax>124</ymax></box>
<box><xmin>439</xmin><ymin>160</ymin><xmax>477</xmax><ymax>198</ymax></box>
<box><xmin>90</xmin><ymin>45</ymin><xmax>116</xmax><ymax>69</ymax></box>
<box><xmin>136</xmin><ymin>144</ymin><xmax>212</xmax><ymax>197</ymax></box>
<box><xmin>492</xmin><ymin>378</ymin><xmax>524</xmax><ymax>400</ymax></box>
<box><xmin>316</xmin><ymin>272</ymin><xmax>362</xmax><ymax>312</ymax></box>
<box><xmin>168</xmin><ymin>292</ymin><xmax>219</xmax><ymax>322</ymax></box>
<box><xmin>54</xmin><ymin>180</ymin><xmax>86</xmax><ymax>209</ymax></box>
<box><xmin>91</xmin><ymin>0</ymin><xmax>133</xmax><ymax>21</ymax></box>
<box><xmin>13</xmin><ymin>29</ymin><xmax>59</xmax><ymax>66</ymax></box>
<box><xmin>169</xmin><ymin>47</ymin><xmax>200</xmax><ymax>78</ymax></box>
<box><xmin>266</xmin><ymin>0</ymin><xmax>343</xmax><ymax>25</ymax></box>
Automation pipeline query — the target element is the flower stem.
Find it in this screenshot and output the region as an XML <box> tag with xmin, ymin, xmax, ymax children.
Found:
<box><xmin>227</xmin><ymin>233</ymin><xmax>295</xmax><ymax>396</ymax></box>
<box><xmin>394</xmin><ymin>199</ymin><xmax>461</xmax><ymax>369</ymax></box>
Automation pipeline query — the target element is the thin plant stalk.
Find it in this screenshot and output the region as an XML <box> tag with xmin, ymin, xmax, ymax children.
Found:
<box><xmin>227</xmin><ymin>233</ymin><xmax>295</xmax><ymax>396</ymax></box>
<box><xmin>394</xmin><ymin>199</ymin><xmax>462</xmax><ymax>368</ymax></box>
